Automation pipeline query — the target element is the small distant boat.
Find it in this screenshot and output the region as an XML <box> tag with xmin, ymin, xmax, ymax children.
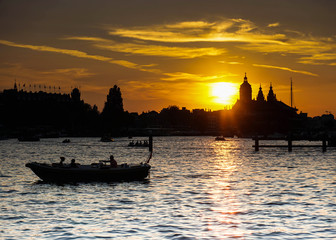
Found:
<box><xmin>215</xmin><ymin>136</ymin><xmax>226</xmax><ymax>141</ymax></box>
<box><xmin>100</xmin><ymin>136</ymin><xmax>114</xmax><ymax>142</ymax></box>
<box><xmin>62</xmin><ymin>139</ymin><xmax>71</xmax><ymax>143</ymax></box>
<box><xmin>26</xmin><ymin>136</ymin><xmax>153</xmax><ymax>183</ymax></box>
<box><xmin>18</xmin><ymin>136</ymin><xmax>40</xmax><ymax>142</ymax></box>
<box><xmin>128</xmin><ymin>140</ymin><xmax>149</xmax><ymax>147</ymax></box>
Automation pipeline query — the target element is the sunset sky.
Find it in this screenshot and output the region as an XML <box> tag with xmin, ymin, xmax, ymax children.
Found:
<box><xmin>1</xmin><ymin>0</ymin><xmax>335</xmax><ymax>116</ymax></box>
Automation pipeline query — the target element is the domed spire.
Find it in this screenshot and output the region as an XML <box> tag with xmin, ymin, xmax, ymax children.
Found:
<box><xmin>267</xmin><ymin>82</ymin><xmax>277</xmax><ymax>102</ymax></box>
<box><xmin>257</xmin><ymin>84</ymin><xmax>265</xmax><ymax>102</ymax></box>
<box><xmin>240</xmin><ymin>73</ymin><xmax>252</xmax><ymax>102</ymax></box>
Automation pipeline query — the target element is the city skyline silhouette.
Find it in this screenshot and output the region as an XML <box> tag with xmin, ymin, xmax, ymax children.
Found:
<box><xmin>1</xmin><ymin>75</ymin><xmax>334</xmax><ymax>140</ymax></box>
<box><xmin>1</xmin><ymin>1</ymin><xmax>335</xmax><ymax>116</ymax></box>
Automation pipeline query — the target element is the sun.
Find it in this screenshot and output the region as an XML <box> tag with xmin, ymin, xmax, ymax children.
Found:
<box><xmin>211</xmin><ymin>82</ymin><xmax>238</xmax><ymax>105</ymax></box>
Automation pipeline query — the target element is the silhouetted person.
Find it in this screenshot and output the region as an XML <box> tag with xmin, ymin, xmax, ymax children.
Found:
<box><xmin>59</xmin><ymin>157</ymin><xmax>65</xmax><ymax>166</ymax></box>
<box><xmin>110</xmin><ymin>155</ymin><xmax>117</xmax><ymax>168</ymax></box>
<box><xmin>70</xmin><ymin>159</ymin><xmax>78</xmax><ymax>168</ymax></box>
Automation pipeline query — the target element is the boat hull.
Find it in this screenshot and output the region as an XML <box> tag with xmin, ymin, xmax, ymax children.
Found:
<box><xmin>26</xmin><ymin>162</ymin><xmax>151</xmax><ymax>183</ymax></box>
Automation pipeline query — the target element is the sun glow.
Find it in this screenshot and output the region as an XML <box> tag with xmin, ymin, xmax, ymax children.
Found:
<box><xmin>211</xmin><ymin>82</ymin><xmax>238</xmax><ymax>105</ymax></box>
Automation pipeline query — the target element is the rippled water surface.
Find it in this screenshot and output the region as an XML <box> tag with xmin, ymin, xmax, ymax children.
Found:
<box><xmin>1</xmin><ymin>137</ymin><xmax>336</xmax><ymax>239</ymax></box>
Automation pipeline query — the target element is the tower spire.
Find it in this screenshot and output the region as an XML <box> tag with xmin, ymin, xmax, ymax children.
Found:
<box><xmin>267</xmin><ymin>82</ymin><xmax>276</xmax><ymax>102</ymax></box>
<box><xmin>14</xmin><ymin>79</ymin><xmax>18</xmax><ymax>91</ymax></box>
<box><xmin>290</xmin><ymin>77</ymin><xmax>293</xmax><ymax>108</ymax></box>
<box><xmin>257</xmin><ymin>83</ymin><xmax>265</xmax><ymax>102</ymax></box>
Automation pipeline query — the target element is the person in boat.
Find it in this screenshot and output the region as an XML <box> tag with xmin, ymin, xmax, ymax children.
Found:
<box><xmin>70</xmin><ymin>159</ymin><xmax>78</xmax><ymax>168</ymax></box>
<box><xmin>109</xmin><ymin>155</ymin><xmax>117</xmax><ymax>168</ymax></box>
<box><xmin>59</xmin><ymin>157</ymin><xmax>65</xmax><ymax>166</ymax></box>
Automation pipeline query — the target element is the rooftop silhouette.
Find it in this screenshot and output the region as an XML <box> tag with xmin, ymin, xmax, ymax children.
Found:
<box><xmin>0</xmin><ymin>76</ymin><xmax>335</xmax><ymax>139</ymax></box>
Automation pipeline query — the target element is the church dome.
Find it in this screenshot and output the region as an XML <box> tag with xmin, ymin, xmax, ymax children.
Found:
<box><xmin>71</xmin><ymin>88</ymin><xmax>81</xmax><ymax>102</ymax></box>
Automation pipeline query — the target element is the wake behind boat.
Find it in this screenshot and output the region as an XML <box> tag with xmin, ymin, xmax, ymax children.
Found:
<box><xmin>26</xmin><ymin>136</ymin><xmax>153</xmax><ymax>183</ymax></box>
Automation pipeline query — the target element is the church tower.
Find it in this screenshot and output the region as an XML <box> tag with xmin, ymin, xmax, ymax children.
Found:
<box><xmin>14</xmin><ymin>81</ymin><xmax>18</xmax><ymax>92</ymax></box>
<box><xmin>239</xmin><ymin>73</ymin><xmax>252</xmax><ymax>102</ymax></box>
<box><xmin>267</xmin><ymin>83</ymin><xmax>277</xmax><ymax>102</ymax></box>
<box><xmin>71</xmin><ymin>88</ymin><xmax>81</xmax><ymax>102</ymax></box>
<box><xmin>256</xmin><ymin>84</ymin><xmax>265</xmax><ymax>102</ymax></box>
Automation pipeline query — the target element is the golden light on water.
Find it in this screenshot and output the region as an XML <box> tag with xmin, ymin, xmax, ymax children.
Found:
<box><xmin>210</xmin><ymin>82</ymin><xmax>238</xmax><ymax>106</ymax></box>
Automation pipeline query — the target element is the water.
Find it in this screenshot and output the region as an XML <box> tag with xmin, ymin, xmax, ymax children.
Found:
<box><xmin>1</xmin><ymin>137</ymin><xmax>336</xmax><ymax>239</ymax></box>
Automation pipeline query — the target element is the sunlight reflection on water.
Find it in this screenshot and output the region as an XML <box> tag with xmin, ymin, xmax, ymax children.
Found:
<box><xmin>1</xmin><ymin>137</ymin><xmax>336</xmax><ymax>239</ymax></box>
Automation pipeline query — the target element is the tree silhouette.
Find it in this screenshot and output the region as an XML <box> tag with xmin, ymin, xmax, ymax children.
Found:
<box><xmin>101</xmin><ymin>85</ymin><xmax>126</xmax><ymax>134</ymax></box>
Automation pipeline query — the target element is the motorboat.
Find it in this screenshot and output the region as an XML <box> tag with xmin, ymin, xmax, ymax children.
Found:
<box><xmin>25</xmin><ymin>162</ymin><xmax>151</xmax><ymax>182</ymax></box>
<box><xmin>26</xmin><ymin>136</ymin><xmax>153</xmax><ymax>183</ymax></box>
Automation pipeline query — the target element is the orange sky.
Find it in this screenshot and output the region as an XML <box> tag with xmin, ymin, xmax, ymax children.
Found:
<box><xmin>1</xmin><ymin>0</ymin><xmax>335</xmax><ymax>116</ymax></box>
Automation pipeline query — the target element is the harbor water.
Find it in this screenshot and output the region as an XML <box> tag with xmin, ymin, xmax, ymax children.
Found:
<box><xmin>1</xmin><ymin>137</ymin><xmax>336</xmax><ymax>239</ymax></box>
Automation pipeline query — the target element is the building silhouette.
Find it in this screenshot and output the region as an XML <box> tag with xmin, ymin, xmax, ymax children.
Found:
<box><xmin>232</xmin><ymin>74</ymin><xmax>299</xmax><ymax>136</ymax></box>
<box><xmin>1</xmin><ymin>79</ymin><xmax>333</xmax><ymax>138</ymax></box>
<box><xmin>0</xmin><ymin>84</ymin><xmax>99</xmax><ymax>137</ymax></box>
<box><xmin>239</xmin><ymin>73</ymin><xmax>252</xmax><ymax>103</ymax></box>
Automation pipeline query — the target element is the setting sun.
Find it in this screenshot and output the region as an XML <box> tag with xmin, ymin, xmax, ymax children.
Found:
<box><xmin>211</xmin><ymin>82</ymin><xmax>238</xmax><ymax>105</ymax></box>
